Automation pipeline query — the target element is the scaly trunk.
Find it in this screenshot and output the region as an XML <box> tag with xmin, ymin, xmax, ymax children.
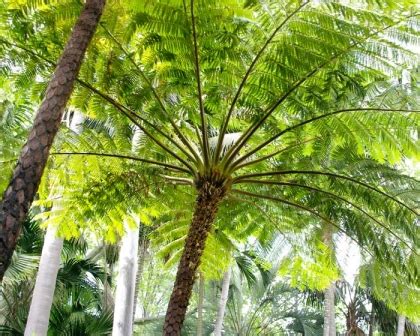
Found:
<box><xmin>0</xmin><ymin>0</ymin><xmax>105</xmax><ymax>281</ymax></box>
<box><xmin>112</xmin><ymin>219</ymin><xmax>140</xmax><ymax>336</ymax></box>
<box><xmin>163</xmin><ymin>180</ymin><xmax>226</xmax><ymax>336</ymax></box>
<box><xmin>196</xmin><ymin>272</ymin><xmax>205</xmax><ymax>336</ymax></box>
<box><xmin>214</xmin><ymin>267</ymin><xmax>232</xmax><ymax>336</ymax></box>
<box><xmin>24</xmin><ymin>226</ymin><xmax>63</xmax><ymax>336</ymax></box>
<box><xmin>323</xmin><ymin>282</ymin><xmax>336</xmax><ymax>336</ymax></box>
<box><xmin>396</xmin><ymin>315</ymin><xmax>405</xmax><ymax>336</ymax></box>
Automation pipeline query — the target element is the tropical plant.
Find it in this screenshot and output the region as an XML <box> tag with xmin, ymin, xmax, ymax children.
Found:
<box><xmin>24</xmin><ymin>224</ymin><xmax>64</xmax><ymax>336</ymax></box>
<box><xmin>25</xmin><ymin>110</ymin><xmax>86</xmax><ymax>336</ymax></box>
<box><xmin>214</xmin><ymin>267</ymin><xmax>232</xmax><ymax>336</ymax></box>
<box><xmin>0</xmin><ymin>217</ymin><xmax>114</xmax><ymax>335</ymax></box>
<box><xmin>359</xmin><ymin>258</ymin><xmax>420</xmax><ymax>335</ymax></box>
<box><xmin>0</xmin><ymin>1</ymin><xmax>419</xmax><ymax>335</ymax></box>
<box><xmin>223</xmin><ymin>244</ymin><xmax>323</xmax><ymax>336</ymax></box>
<box><xmin>0</xmin><ymin>217</ymin><xmax>42</xmax><ymax>334</ymax></box>
<box><xmin>112</xmin><ymin>215</ymin><xmax>140</xmax><ymax>336</ymax></box>
<box><xmin>0</xmin><ymin>0</ymin><xmax>106</xmax><ymax>281</ymax></box>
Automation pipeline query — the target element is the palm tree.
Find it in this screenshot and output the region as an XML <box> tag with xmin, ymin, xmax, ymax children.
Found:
<box><xmin>322</xmin><ymin>225</ymin><xmax>336</xmax><ymax>336</ymax></box>
<box><xmin>24</xmin><ymin>224</ymin><xmax>64</xmax><ymax>336</ymax></box>
<box><xmin>359</xmin><ymin>258</ymin><xmax>420</xmax><ymax>335</ymax></box>
<box><xmin>214</xmin><ymin>267</ymin><xmax>232</xmax><ymax>336</ymax></box>
<box><xmin>0</xmin><ymin>0</ymin><xmax>106</xmax><ymax>280</ymax></box>
<box><xmin>0</xmin><ymin>218</ymin><xmax>113</xmax><ymax>335</ymax></box>
<box><xmin>1</xmin><ymin>1</ymin><xmax>418</xmax><ymax>334</ymax></box>
<box><xmin>396</xmin><ymin>316</ymin><xmax>406</xmax><ymax>336</ymax></box>
<box><xmin>25</xmin><ymin>110</ymin><xmax>86</xmax><ymax>336</ymax></box>
<box><xmin>112</xmin><ymin>216</ymin><xmax>140</xmax><ymax>336</ymax></box>
<box><xmin>0</xmin><ymin>217</ymin><xmax>42</xmax><ymax>334</ymax></box>
<box><xmin>47</xmin><ymin>246</ymin><xmax>113</xmax><ymax>336</ymax></box>
<box><xmin>222</xmin><ymin>242</ymin><xmax>323</xmax><ymax>335</ymax></box>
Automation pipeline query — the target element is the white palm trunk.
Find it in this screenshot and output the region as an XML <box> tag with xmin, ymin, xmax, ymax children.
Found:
<box><xmin>24</xmin><ymin>111</ymin><xmax>84</xmax><ymax>336</ymax></box>
<box><xmin>133</xmin><ymin>238</ymin><xmax>149</xmax><ymax>320</ymax></box>
<box><xmin>213</xmin><ymin>267</ymin><xmax>232</xmax><ymax>336</ymax></box>
<box><xmin>112</xmin><ymin>126</ymin><xmax>143</xmax><ymax>336</ymax></box>
<box><xmin>323</xmin><ymin>224</ymin><xmax>336</xmax><ymax>336</ymax></box>
<box><xmin>24</xmin><ymin>226</ymin><xmax>63</xmax><ymax>336</ymax></box>
<box><xmin>112</xmin><ymin>216</ymin><xmax>140</xmax><ymax>336</ymax></box>
<box><xmin>396</xmin><ymin>315</ymin><xmax>405</xmax><ymax>336</ymax></box>
<box><xmin>323</xmin><ymin>282</ymin><xmax>336</xmax><ymax>336</ymax></box>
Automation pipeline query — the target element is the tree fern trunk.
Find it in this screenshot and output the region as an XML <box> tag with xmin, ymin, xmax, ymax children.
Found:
<box><xmin>396</xmin><ymin>315</ymin><xmax>405</xmax><ymax>336</ymax></box>
<box><xmin>24</xmin><ymin>226</ymin><xmax>63</xmax><ymax>336</ymax></box>
<box><xmin>214</xmin><ymin>266</ymin><xmax>232</xmax><ymax>336</ymax></box>
<box><xmin>163</xmin><ymin>181</ymin><xmax>225</xmax><ymax>336</ymax></box>
<box><xmin>0</xmin><ymin>0</ymin><xmax>105</xmax><ymax>281</ymax></box>
<box><xmin>196</xmin><ymin>272</ymin><xmax>205</xmax><ymax>336</ymax></box>
<box><xmin>112</xmin><ymin>220</ymin><xmax>140</xmax><ymax>336</ymax></box>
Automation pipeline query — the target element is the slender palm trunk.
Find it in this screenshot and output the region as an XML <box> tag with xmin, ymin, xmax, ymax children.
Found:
<box><xmin>322</xmin><ymin>224</ymin><xmax>336</xmax><ymax>336</ymax></box>
<box><xmin>103</xmin><ymin>251</ymin><xmax>115</xmax><ymax>311</ymax></box>
<box><xmin>214</xmin><ymin>266</ymin><xmax>232</xmax><ymax>336</ymax></box>
<box><xmin>24</xmin><ymin>112</ymin><xmax>84</xmax><ymax>336</ymax></box>
<box><xmin>163</xmin><ymin>180</ymin><xmax>226</xmax><ymax>336</ymax></box>
<box><xmin>396</xmin><ymin>315</ymin><xmax>405</xmax><ymax>336</ymax></box>
<box><xmin>323</xmin><ymin>282</ymin><xmax>336</xmax><ymax>336</ymax></box>
<box><xmin>196</xmin><ymin>272</ymin><xmax>205</xmax><ymax>336</ymax></box>
<box><xmin>0</xmin><ymin>0</ymin><xmax>105</xmax><ymax>281</ymax></box>
<box><xmin>112</xmin><ymin>219</ymin><xmax>140</xmax><ymax>336</ymax></box>
<box><xmin>133</xmin><ymin>236</ymin><xmax>149</xmax><ymax>319</ymax></box>
<box><xmin>24</xmin><ymin>226</ymin><xmax>63</xmax><ymax>336</ymax></box>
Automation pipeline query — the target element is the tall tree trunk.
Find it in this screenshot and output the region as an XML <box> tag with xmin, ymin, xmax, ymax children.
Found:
<box><xmin>0</xmin><ymin>0</ymin><xmax>105</xmax><ymax>281</ymax></box>
<box><xmin>133</xmin><ymin>235</ymin><xmax>149</xmax><ymax>320</ymax></box>
<box><xmin>322</xmin><ymin>224</ymin><xmax>336</xmax><ymax>336</ymax></box>
<box><xmin>112</xmin><ymin>219</ymin><xmax>140</xmax><ymax>336</ymax></box>
<box><xmin>214</xmin><ymin>267</ymin><xmax>232</xmax><ymax>336</ymax></box>
<box><xmin>323</xmin><ymin>282</ymin><xmax>336</xmax><ymax>336</ymax></box>
<box><xmin>396</xmin><ymin>315</ymin><xmax>405</xmax><ymax>336</ymax></box>
<box><xmin>24</xmin><ymin>226</ymin><xmax>63</xmax><ymax>336</ymax></box>
<box><xmin>163</xmin><ymin>180</ymin><xmax>226</xmax><ymax>336</ymax></box>
<box><xmin>24</xmin><ymin>112</ymin><xmax>84</xmax><ymax>336</ymax></box>
<box><xmin>196</xmin><ymin>272</ymin><xmax>205</xmax><ymax>336</ymax></box>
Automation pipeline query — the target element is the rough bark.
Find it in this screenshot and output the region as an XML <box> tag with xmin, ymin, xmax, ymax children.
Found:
<box><xmin>163</xmin><ymin>180</ymin><xmax>226</xmax><ymax>336</ymax></box>
<box><xmin>196</xmin><ymin>272</ymin><xmax>204</xmax><ymax>336</ymax></box>
<box><xmin>396</xmin><ymin>315</ymin><xmax>405</xmax><ymax>336</ymax></box>
<box><xmin>0</xmin><ymin>0</ymin><xmax>105</xmax><ymax>281</ymax></box>
<box><xmin>24</xmin><ymin>226</ymin><xmax>63</xmax><ymax>336</ymax></box>
<box><xmin>112</xmin><ymin>221</ymin><xmax>140</xmax><ymax>336</ymax></box>
<box><xmin>214</xmin><ymin>267</ymin><xmax>232</xmax><ymax>336</ymax></box>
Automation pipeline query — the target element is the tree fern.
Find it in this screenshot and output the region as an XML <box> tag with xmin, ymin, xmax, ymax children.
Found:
<box><xmin>0</xmin><ymin>0</ymin><xmax>419</xmax><ymax>333</ymax></box>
